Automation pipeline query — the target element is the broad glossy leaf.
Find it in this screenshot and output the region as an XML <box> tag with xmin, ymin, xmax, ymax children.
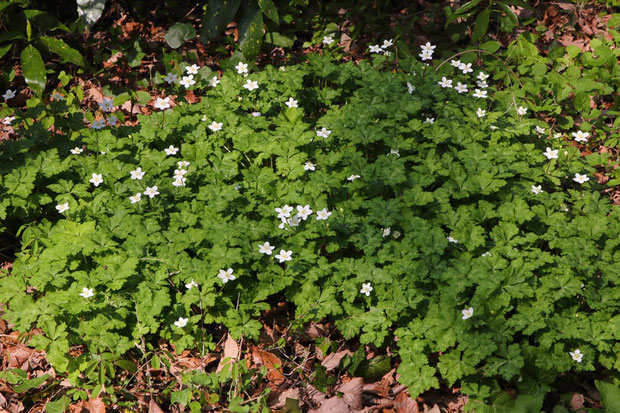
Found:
<box><xmin>21</xmin><ymin>45</ymin><xmax>46</xmax><ymax>96</ymax></box>
<box><xmin>258</xmin><ymin>0</ymin><xmax>278</xmax><ymax>24</ymax></box>
<box><xmin>200</xmin><ymin>0</ymin><xmax>241</xmax><ymax>42</ymax></box>
<box><xmin>238</xmin><ymin>1</ymin><xmax>263</xmax><ymax>59</ymax></box>
<box><xmin>40</xmin><ymin>36</ymin><xmax>85</xmax><ymax>66</ymax></box>
<box><xmin>164</xmin><ymin>22</ymin><xmax>196</xmax><ymax>49</ymax></box>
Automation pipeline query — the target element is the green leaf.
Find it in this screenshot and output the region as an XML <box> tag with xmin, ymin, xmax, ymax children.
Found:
<box><xmin>498</xmin><ymin>3</ymin><xmax>519</xmax><ymax>25</ymax></box>
<box><xmin>0</xmin><ymin>44</ymin><xmax>11</xmax><ymax>60</ymax></box>
<box><xmin>22</xmin><ymin>9</ymin><xmax>70</xmax><ymax>32</ymax></box>
<box><xmin>40</xmin><ymin>36</ymin><xmax>85</xmax><ymax>66</ymax></box>
<box><xmin>258</xmin><ymin>0</ymin><xmax>278</xmax><ymax>24</ymax></box>
<box><xmin>454</xmin><ymin>0</ymin><xmax>483</xmax><ymax>15</ymax></box>
<box><xmin>164</xmin><ymin>22</ymin><xmax>197</xmax><ymax>49</ymax></box>
<box><xmin>135</xmin><ymin>90</ymin><xmax>151</xmax><ymax>105</ymax></box>
<box><xmin>573</xmin><ymin>92</ymin><xmax>590</xmax><ymax>114</ymax></box>
<box><xmin>45</xmin><ymin>396</ymin><xmax>70</xmax><ymax>413</ymax></box>
<box><xmin>264</xmin><ymin>32</ymin><xmax>294</xmax><ymax>48</ymax></box>
<box><xmin>171</xmin><ymin>388</ymin><xmax>192</xmax><ymax>407</ymax></box>
<box><xmin>595</xmin><ymin>381</ymin><xmax>620</xmax><ymax>413</ymax></box>
<box><xmin>21</xmin><ymin>45</ymin><xmax>46</xmax><ymax>96</ymax></box>
<box><xmin>238</xmin><ymin>1</ymin><xmax>263</xmax><ymax>59</ymax></box>
<box><xmin>13</xmin><ymin>373</ymin><xmax>51</xmax><ymax>393</ymax></box>
<box><xmin>115</xmin><ymin>359</ymin><xmax>138</xmax><ymax>374</ymax></box>
<box><xmin>201</xmin><ymin>0</ymin><xmax>241</xmax><ymax>42</ymax></box>
<box><xmin>472</xmin><ymin>8</ymin><xmax>490</xmax><ymax>42</ymax></box>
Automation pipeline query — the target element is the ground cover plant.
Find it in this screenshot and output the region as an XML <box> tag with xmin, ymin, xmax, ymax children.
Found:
<box><xmin>1</xmin><ymin>29</ymin><xmax>620</xmax><ymax>410</ymax></box>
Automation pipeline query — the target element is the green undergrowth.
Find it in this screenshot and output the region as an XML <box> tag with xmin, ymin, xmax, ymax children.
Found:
<box><xmin>0</xmin><ymin>42</ymin><xmax>619</xmax><ymax>410</ymax></box>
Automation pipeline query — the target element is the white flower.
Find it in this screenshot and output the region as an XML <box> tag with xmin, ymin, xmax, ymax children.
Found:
<box><xmin>369</xmin><ymin>45</ymin><xmax>382</xmax><ymax>53</ymax></box>
<box><xmin>243</xmin><ymin>79</ymin><xmax>259</xmax><ymax>91</ymax></box>
<box><xmin>209</xmin><ymin>76</ymin><xmax>220</xmax><ymax>87</ymax></box>
<box><xmin>543</xmin><ymin>147</ymin><xmax>558</xmax><ymax>160</ymax></box>
<box><xmin>174</xmin><ymin>317</ymin><xmax>188</xmax><ymax>328</ymax></box>
<box><xmin>130</xmin><ymin>167</ymin><xmax>146</xmax><ymax>180</ymax></box>
<box><xmin>154</xmin><ymin>97</ymin><xmax>170</xmax><ymax>110</ymax></box>
<box><xmin>553</xmin><ymin>133</ymin><xmax>562</xmax><ymax>139</ymax></box>
<box><xmin>208</xmin><ymin>121</ymin><xmax>223</xmax><ymax>132</ymax></box>
<box><xmin>279</xmin><ymin>215</ymin><xmax>301</xmax><ymax>229</ymax></box>
<box><xmin>3</xmin><ymin>89</ymin><xmax>16</xmax><ymax>100</ymax></box>
<box><xmin>172</xmin><ymin>177</ymin><xmax>186</xmax><ymax>187</ymax></box>
<box><xmin>56</xmin><ymin>203</ymin><xmax>69</xmax><ymax>213</ymax></box>
<box><xmin>185</xmin><ymin>279</ymin><xmax>198</xmax><ymax>290</ymax></box>
<box><xmin>573</xmin><ymin>173</ymin><xmax>589</xmax><ymax>184</ymax></box>
<box><xmin>99</xmin><ymin>98</ymin><xmax>113</xmax><ymax>112</ymax></box>
<box><xmin>406</xmin><ymin>82</ymin><xmax>415</xmax><ymax>94</ymax></box>
<box><xmin>481</xmin><ymin>251</ymin><xmax>491</xmax><ymax>257</ymax></box>
<box><xmin>316</xmin><ymin>127</ymin><xmax>331</xmax><ymax>139</ymax></box>
<box><xmin>420</xmin><ymin>42</ymin><xmax>435</xmax><ymax>53</ymax></box>
<box><xmin>144</xmin><ymin>186</ymin><xmax>160</xmax><ymax>198</ymax></box>
<box><xmin>516</xmin><ymin>106</ymin><xmax>528</xmax><ymax>116</ymax></box>
<box><xmin>490</xmin><ymin>125</ymin><xmax>498</xmax><ymax>131</ymax></box>
<box><xmin>185</xmin><ymin>64</ymin><xmax>199</xmax><ymax>74</ymax></box>
<box><xmin>129</xmin><ymin>193</ymin><xmax>142</xmax><ymax>204</ymax></box>
<box><xmin>89</xmin><ymin>173</ymin><xmax>103</xmax><ymax>187</ymax></box>
<box><xmin>164</xmin><ymin>145</ymin><xmax>179</xmax><ymax>156</ymax></box>
<box><xmin>235</xmin><ymin>62</ymin><xmax>248</xmax><ymax>75</ymax></box>
<box><xmin>180</xmin><ymin>75</ymin><xmax>196</xmax><ymax>88</ymax></box>
<box><xmin>447</xmin><ymin>236</ymin><xmax>459</xmax><ymax>243</ymax></box>
<box><xmin>218</xmin><ymin>268</ymin><xmax>235</xmax><ymax>283</ymax></box>
<box><xmin>531</xmin><ymin>185</ymin><xmax>543</xmax><ymax>195</ymax></box>
<box><xmin>296</xmin><ymin>204</ymin><xmax>313</xmax><ymax>220</ymax></box>
<box><xmin>461</xmin><ymin>307</ymin><xmax>474</xmax><ymax>320</ymax></box>
<box><xmin>476</xmin><ymin>80</ymin><xmax>488</xmax><ymax>89</ymax></box>
<box><xmin>178</xmin><ymin>161</ymin><xmax>190</xmax><ymax>168</ymax></box>
<box><xmin>535</xmin><ymin>126</ymin><xmax>546</xmax><ymax>134</ymax></box>
<box><xmin>360</xmin><ymin>283</ymin><xmax>373</xmax><ymax>296</ymax></box>
<box><xmin>323</xmin><ymin>35</ymin><xmax>335</xmax><ymax>45</ymax></box>
<box><xmin>234</xmin><ymin>184</ymin><xmax>241</xmax><ymax>190</ymax></box>
<box><xmin>393</xmin><ymin>231</ymin><xmax>401</xmax><ymax>239</ymax></box>
<box><xmin>390</xmin><ymin>148</ymin><xmax>400</xmax><ymax>157</ymax></box>
<box><xmin>569</xmin><ymin>349</ymin><xmax>583</xmax><ymax>363</ymax></box>
<box><xmin>459</xmin><ymin>62</ymin><xmax>473</xmax><ymax>74</ymax></box>
<box><xmin>454</xmin><ymin>82</ymin><xmax>468</xmax><ymax>93</ymax></box>
<box><xmin>107</xmin><ymin>116</ymin><xmax>118</xmax><ymax>126</ymax></box>
<box><xmin>164</xmin><ymin>73</ymin><xmax>178</xmax><ymax>84</ymax></box>
<box><xmin>472</xmin><ymin>89</ymin><xmax>488</xmax><ymax>99</ymax></box>
<box><xmin>2</xmin><ymin>116</ymin><xmax>15</xmax><ymax>125</ymax></box>
<box><xmin>251</xmin><ymin>111</ymin><xmax>262</xmax><ymax>117</ymax></box>
<box><xmin>316</xmin><ymin>208</ymin><xmax>331</xmax><ymax>220</ymax></box>
<box><xmin>438</xmin><ymin>77</ymin><xmax>452</xmax><ymax>88</ymax></box>
<box><xmin>476</xmin><ymin>108</ymin><xmax>486</xmax><ymax>118</ymax></box>
<box><xmin>347</xmin><ymin>174</ymin><xmax>360</xmax><ymax>181</ymax></box>
<box><xmin>275</xmin><ymin>204</ymin><xmax>294</xmax><ymax>219</ymax></box>
<box><xmin>419</xmin><ymin>50</ymin><xmax>433</xmax><ymax>61</ymax></box>
<box><xmin>304</xmin><ymin>161</ymin><xmax>315</xmax><ymax>171</ymax></box>
<box><xmin>258</xmin><ymin>241</ymin><xmax>276</xmax><ymax>255</ymax></box>
<box><xmin>174</xmin><ymin>169</ymin><xmax>188</xmax><ymax>178</ymax></box>
<box><xmin>450</xmin><ymin>59</ymin><xmax>462</xmax><ymax>67</ymax></box>
<box><xmin>285</xmin><ymin>97</ymin><xmax>298</xmax><ymax>108</ymax></box>
<box><xmin>425</xmin><ymin>117</ymin><xmax>435</xmax><ymax>124</ymax></box>
<box><xmin>382</xmin><ymin>227</ymin><xmax>391</xmax><ymax>237</ymax></box>
<box><xmin>91</xmin><ymin>119</ymin><xmax>106</xmax><ymax>129</ymax></box>
<box><xmin>572</xmin><ymin>130</ymin><xmax>590</xmax><ymax>142</ymax></box>
<box><xmin>477</xmin><ymin>72</ymin><xmax>489</xmax><ymax>81</ymax></box>
<box><xmin>382</xmin><ymin>39</ymin><xmax>393</xmax><ymax>48</ymax></box>
<box><xmin>71</xmin><ymin>147</ymin><xmax>83</xmax><ymax>155</ymax></box>
<box><xmin>275</xmin><ymin>250</ymin><xmax>292</xmax><ymax>263</ymax></box>
<box><xmin>79</xmin><ymin>287</ymin><xmax>94</xmax><ymax>298</ymax></box>
<box><xmin>51</xmin><ymin>91</ymin><xmax>64</xmax><ymax>100</ymax></box>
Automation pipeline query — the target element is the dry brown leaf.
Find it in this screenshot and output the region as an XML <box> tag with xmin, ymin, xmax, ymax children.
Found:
<box><xmin>571</xmin><ymin>393</ymin><xmax>585</xmax><ymax>411</ymax></box>
<box><xmin>83</xmin><ymin>397</ymin><xmax>106</xmax><ymax>413</ymax></box>
<box><xmin>309</xmin><ymin>397</ymin><xmax>351</xmax><ymax>413</ymax></box>
<box><xmin>424</xmin><ymin>404</ymin><xmax>441</xmax><ymax>413</ymax></box>
<box><xmin>251</xmin><ymin>348</ymin><xmax>285</xmax><ymax>385</ymax></box>
<box><xmin>269</xmin><ymin>387</ymin><xmax>301</xmax><ymax>410</ymax></box>
<box><xmin>305</xmin><ymin>385</ymin><xmax>327</xmax><ymax>407</ymax></box>
<box><xmin>321</xmin><ymin>350</ymin><xmax>352</xmax><ymax>371</ymax></box>
<box><xmin>337</xmin><ymin>377</ymin><xmax>363</xmax><ymax>410</ymax></box>
<box><xmin>394</xmin><ymin>391</ymin><xmax>419</xmax><ymax>413</ymax></box>
<box><xmin>148</xmin><ymin>398</ymin><xmax>166</xmax><ymax>413</ymax></box>
<box><xmin>216</xmin><ymin>334</ymin><xmax>239</xmax><ymax>373</ymax></box>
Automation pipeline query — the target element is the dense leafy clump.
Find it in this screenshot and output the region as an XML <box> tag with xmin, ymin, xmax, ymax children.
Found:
<box><xmin>1</xmin><ymin>51</ymin><xmax>619</xmax><ymax>402</ymax></box>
